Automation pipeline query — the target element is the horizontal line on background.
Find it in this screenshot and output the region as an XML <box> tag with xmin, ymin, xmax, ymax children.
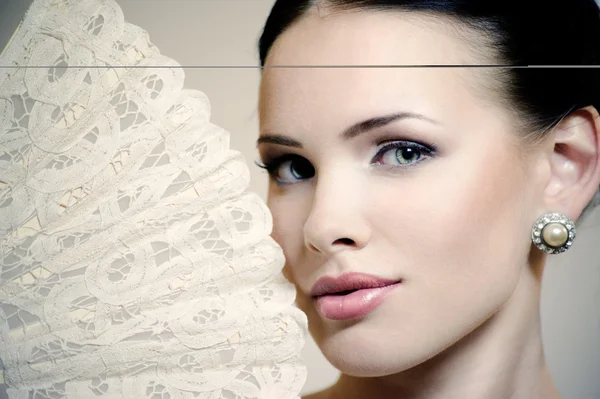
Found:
<box><xmin>1</xmin><ymin>64</ymin><xmax>600</xmax><ymax>69</ymax></box>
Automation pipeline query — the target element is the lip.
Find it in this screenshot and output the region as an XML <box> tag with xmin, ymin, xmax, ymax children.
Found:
<box><xmin>310</xmin><ymin>272</ymin><xmax>402</xmax><ymax>320</ymax></box>
<box><xmin>310</xmin><ymin>272</ymin><xmax>401</xmax><ymax>297</ymax></box>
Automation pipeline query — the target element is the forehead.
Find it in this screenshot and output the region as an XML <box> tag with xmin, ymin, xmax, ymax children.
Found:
<box><xmin>259</xmin><ymin>9</ymin><xmax>496</xmax><ymax>130</ymax></box>
<box><xmin>265</xmin><ymin>8</ymin><xmax>479</xmax><ymax>67</ymax></box>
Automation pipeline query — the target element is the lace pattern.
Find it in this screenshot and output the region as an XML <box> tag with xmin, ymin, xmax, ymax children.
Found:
<box><xmin>0</xmin><ymin>0</ymin><xmax>308</xmax><ymax>397</ymax></box>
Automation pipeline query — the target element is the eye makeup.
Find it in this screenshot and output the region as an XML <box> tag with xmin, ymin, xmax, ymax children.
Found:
<box><xmin>256</xmin><ymin>137</ymin><xmax>438</xmax><ymax>185</ymax></box>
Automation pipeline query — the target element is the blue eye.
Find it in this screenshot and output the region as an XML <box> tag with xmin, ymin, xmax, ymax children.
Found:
<box><xmin>255</xmin><ymin>154</ymin><xmax>315</xmax><ymax>184</ymax></box>
<box><xmin>373</xmin><ymin>141</ymin><xmax>434</xmax><ymax>167</ymax></box>
<box><xmin>256</xmin><ymin>140</ymin><xmax>436</xmax><ymax>185</ymax></box>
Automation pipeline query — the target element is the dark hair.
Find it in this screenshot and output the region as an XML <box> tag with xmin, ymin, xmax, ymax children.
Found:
<box><xmin>257</xmin><ymin>0</ymin><xmax>600</xmax><ymax>222</ymax></box>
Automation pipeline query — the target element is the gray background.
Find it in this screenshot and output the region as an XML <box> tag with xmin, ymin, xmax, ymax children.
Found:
<box><xmin>1</xmin><ymin>1</ymin><xmax>599</xmax><ymax>397</ymax></box>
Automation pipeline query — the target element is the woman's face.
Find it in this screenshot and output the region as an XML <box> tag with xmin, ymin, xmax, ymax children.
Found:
<box><xmin>258</xmin><ymin>9</ymin><xmax>547</xmax><ymax>376</ymax></box>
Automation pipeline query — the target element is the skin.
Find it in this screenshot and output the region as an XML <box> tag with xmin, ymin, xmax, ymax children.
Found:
<box><xmin>257</xmin><ymin>7</ymin><xmax>600</xmax><ymax>399</ymax></box>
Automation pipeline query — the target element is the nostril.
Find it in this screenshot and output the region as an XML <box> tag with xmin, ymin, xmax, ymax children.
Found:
<box><xmin>334</xmin><ymin>238</ymin><xmax>355</xmax><ymax>246</ymax></box>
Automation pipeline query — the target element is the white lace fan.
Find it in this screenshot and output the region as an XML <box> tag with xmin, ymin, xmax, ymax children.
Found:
<box><xmin>0</xmin><ymin>0</ymin><xmax>308</xmax><ymax>397</ymax></box>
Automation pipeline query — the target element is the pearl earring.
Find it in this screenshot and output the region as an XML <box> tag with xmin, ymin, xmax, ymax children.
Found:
<box><xmin>531</xmin><ymin>212</ymin><xmax>576</xmax><ymax>254</ymax></box>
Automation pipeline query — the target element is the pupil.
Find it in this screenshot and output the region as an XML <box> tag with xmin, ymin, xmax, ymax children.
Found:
<box><xmin>291</xmin><ymin>158</ymin><xmax>314</xmax><ymax>178</ymax></box>
<box><xmin>397</xmin><ymin>148</ymin><xmax>417</xmax><ymax>163</ymax></box>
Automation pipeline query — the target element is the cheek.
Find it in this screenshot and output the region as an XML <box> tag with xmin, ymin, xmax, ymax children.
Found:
<box><xmin>267</xmin><ymin>189</ymin><xmax>309</xmax><ymax>282</ymax></box>
<box><xmin>443</xmin><ymin>146</ymin><xmax>530</xmax><ymax>275</ymax></box>
<box><xmin>268</xmin><ymin>192</ymin><xmax>324</xmax><ymax>336</ymax></box>
<box><xmin>372</xmin><ymin>143</ymin><xmax>530</xmax><ymax>306</ymax></box>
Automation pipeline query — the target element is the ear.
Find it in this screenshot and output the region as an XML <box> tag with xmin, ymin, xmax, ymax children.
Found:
<box><xmin>543</xmin><ymin>106</ymin><xmax>600</xmax><ymax>221</ymax></box>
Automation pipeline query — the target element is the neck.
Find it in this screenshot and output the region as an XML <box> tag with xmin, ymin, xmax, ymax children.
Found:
<box><xmin>330</xmin><ymin>258</ymin><xmax>562</xmax><ymax>399</ymax></box>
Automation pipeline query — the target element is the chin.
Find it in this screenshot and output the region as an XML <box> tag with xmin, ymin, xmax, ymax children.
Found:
<box><xmin>319</xmin><ymin>337</ymin><xmax>427</xmax><ymax>378</ymax></box>
<box><xmin>312</xmin><ymin>319</ymin><xmax>449</xmax><ymax>378</ymax></box>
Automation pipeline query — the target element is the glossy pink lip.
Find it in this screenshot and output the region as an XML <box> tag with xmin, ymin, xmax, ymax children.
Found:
<box><xmin>310</xmin><ymin>272</ymin><xmax>401</xmax><ymax>298</ymax></box>
<box><xmin>310</xmin><ymin>272</ymin><xmax>403</xmax><ymax>320</ymax></box>
<box><xmin>314</xmin><ymin>283</ymin><xmax>401</xmax><ymax>320</ymax></box>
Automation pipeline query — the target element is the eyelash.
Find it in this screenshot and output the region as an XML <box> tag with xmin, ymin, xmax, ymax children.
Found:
<box><xmin>255</xmin><ymin>140</ymin><xmax>438</xmax><ymax>184</ymax></box>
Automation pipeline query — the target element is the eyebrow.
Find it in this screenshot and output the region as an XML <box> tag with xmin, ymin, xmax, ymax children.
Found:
<box><xmin>256</xmin><ymin>111</ymin><xmax>440</xmax><ymax>148</ymax></box>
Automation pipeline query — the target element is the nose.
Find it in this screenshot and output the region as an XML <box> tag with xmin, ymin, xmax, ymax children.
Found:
<box><xmin>303</xmin><ymin>173</ymin><xmax>372</xmax><ymax>255</ymax></box>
